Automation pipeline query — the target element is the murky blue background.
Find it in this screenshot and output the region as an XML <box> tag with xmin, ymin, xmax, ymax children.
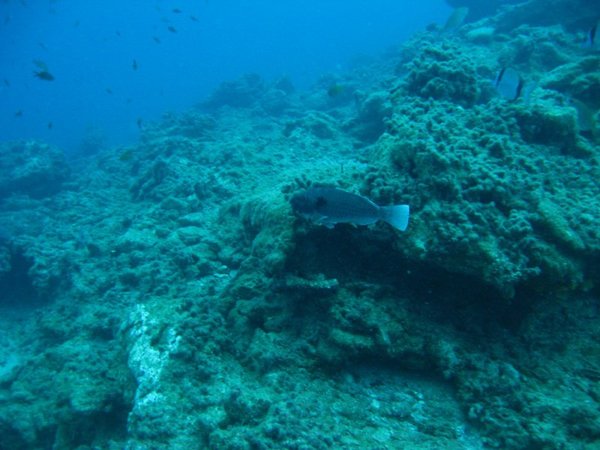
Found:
<box><xmin>0</xmin><ymin>0</ymin><xmax>449</xmax><ymax>154</ymax></box>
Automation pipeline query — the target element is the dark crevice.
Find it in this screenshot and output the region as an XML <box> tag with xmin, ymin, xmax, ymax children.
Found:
<box><xmin>286</xmin><ymin>225</ymin><xmax>531</xmax><ymax>334</ymax></box>
<box><xmin>0</xmin><ymin>246</ymin><xmax>40</xmax><ymax>308</ymax></box>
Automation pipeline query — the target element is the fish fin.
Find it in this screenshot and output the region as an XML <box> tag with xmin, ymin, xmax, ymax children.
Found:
<box><xmin>381</xmin><ymin>205</ymin><xmax>410</xmax><ymax>231</ymax></box>
<box><xmin>315</xmin><ymin>215</ymin><xmax>335</xmax><ymax>228</ymax></box>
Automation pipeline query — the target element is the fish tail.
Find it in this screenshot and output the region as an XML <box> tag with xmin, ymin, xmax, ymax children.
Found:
<box><xmin>381</xmin><ymin>205</ymin><xmax>410</xmax><ymax>231</ymax></box>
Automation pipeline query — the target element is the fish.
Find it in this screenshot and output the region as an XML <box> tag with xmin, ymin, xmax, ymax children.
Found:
<box><xmin>136</xmin><ymin>117</ymin><xmax>143</xmax><ymax>129</ymax></box>
<box><xmin>168</xmin><ymin>25</ymin><xmax>177</xmax><ymax>33</ymax></box>
<box><xmin>47</xmin><ymin>121</ymin><xmax>53</xmax><ymax>129</ymax></box>
<box><xmin>34</xmin><ymin>70</ymin><xmax>54</xmax><ymax>81</ymax></box>
<box><xmin>494</xmin><ymin>67</ymin><xmax>524</xmax><ymax>101</ymax></box>
<box><xmin>153</xmin><ymin>36</ymin><xmax>161</xmax><ymax>44</ymax></box>
<box><xmin>582</xmin><ymin>22</ymin><xmax>598</xmax><ymax>48</ymax></box>
<box><xmin>190</xmin><ymin>15</ymin><xmax>199</xmax><ymax>22</ymax></box>
<box><xmin>327</xmin><ymin>83</ymin><xmax>346</xmax><ymax>98</ymax></box>
<box><xmin>442</xmin><ymin>7</ymin><xmax>469</xmax><ymax>33</ymax></box>
<box><xmin>14</xmin><ymin>110</ymin><xmax>23</xmax><ymax>117</ymax></box>
<box><xmin>172</xmin><ymin>8</ymin><xmax>182</xmax><ymax>14</ymax></box>
<box><xmin>291</xmin><ymin>187</ymin><xmax>410</xmax><ymax>231</ymax></box>
<box><xmin>132</xmin><ymin>59</ymin><xmax>138</xmax><ymax>70</ymax></box>
<box><xmin>33</xmin><ymin>60</ymin><xmax>54</xmax><ymax>80</ymax></box>
<box><xmin>569</xmin><ymin>98</ymin><xmax>597</xmax><ymax>137</ymax></box>
<box><xmin>33</xmin><ymin>59</ymin><xmax>48</xmax><ymax>69</ymax></box>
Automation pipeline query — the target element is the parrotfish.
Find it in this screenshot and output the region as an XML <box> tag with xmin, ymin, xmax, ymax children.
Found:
<box><xmin>291</xmin><ymin>187</ymin><xmax>410</xmax><ymax>231</ymax></box>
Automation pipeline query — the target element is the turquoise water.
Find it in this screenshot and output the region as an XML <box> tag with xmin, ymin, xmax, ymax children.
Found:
<box><xmin>0</xmin><ymin>1</ymin><xmax>599</xmax><ymax>449</ymax></box>
<box><xmin>1</xmin><ymin>0</ymin><xmax>449</xmax><ymax>153</ymax></box>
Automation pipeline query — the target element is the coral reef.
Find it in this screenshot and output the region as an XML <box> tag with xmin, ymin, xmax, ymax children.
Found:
<box><xmin>0</xmin><ymin>141</ymin><xmax>69</xmax><ymax>199</ymax></box>
<box><xmin>0</xmin><ymin>0</ymin><xmax>599</xmax><ymax>448</ymax></box>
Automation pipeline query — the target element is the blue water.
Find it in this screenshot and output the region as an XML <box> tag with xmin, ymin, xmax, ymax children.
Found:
<box><xmin>0</xmin><ymin>0</ymin><xmax>450</xmax><ymax>155</ymax></box>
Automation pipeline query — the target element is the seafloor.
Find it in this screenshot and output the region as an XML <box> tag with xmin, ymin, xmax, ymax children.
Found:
<box><xmin>1</xmin><ymin>0</ymin><xmax>599</xmax><ymax>449</ymax></box>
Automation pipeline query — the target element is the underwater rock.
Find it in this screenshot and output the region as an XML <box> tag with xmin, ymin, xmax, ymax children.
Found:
<box><xmin>260</xmin><ymin>88</ymin><xmax>292</xmax><ymax>115</ymax></box>
<box><xmin>542</xmin><ymin>56</ymin><xmax>600</xmax><ymax>109</ymax></box>
<box><xmin>514</xmin><ymin>104</ymin><xmax>578</xmax><ymax>150</ymax></box>
<box><xmin>0</xmin><ymin>141</ymin><xmax>69</xmax><ymax>199</ymax></box>
<box><xmin>204</xmin><ymin>73</ymin><xmax>266</xmax><ymax>109</ymax></box>
<box><xmin>402</xmin><ymin>42</ymin><xmax>481</xmax><ymax>106</ymax></box>
<box><xmin>372</xmin><ymin>93</ymin><xmax>599</xmax><ymax>297</ymax></box>
<box><xmin>275</xmin><ymin>274</ymin><xmax>339</xmax><ymax>297</ymax></box>
<box><xmin>283</xmin><ymin>111</ymin><xmax>339</xmax><ymax>140</ymax></box>
<box><xmin>349</xmin><ymin>91</ymin><xmax>393</xmax><ymax>141</ymax></box>
<box><xmin>446</xmin><ymin>0</ymin><xmax>526</xmax><ymax>21</ymax></box>
<box><xmin>465</xmin><ymin>26</ymin><xmax>496</xmax><ymax>43</ymax></box>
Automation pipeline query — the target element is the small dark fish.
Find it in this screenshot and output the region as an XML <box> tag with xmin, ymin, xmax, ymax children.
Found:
<box><xmin>3</xmin><ymin>78</ymin><xmax>10</xmax><ymax>87</ymax></box>
<box><xmin>582</xmin><ymin>22</ymin><xmax>598</xmax><ymax>48</ymax></box>
<box><xmin>172</xmin><ymin>8</ymin><xmax>182</xmax><ymax>13</ymax></box>
<box><xmin>442</xmin><ymin>7</ymin><xmax>469</xmax><ymax>33</ymax></box>
<box><xmin>14</xmin><ymin>110</ymin><xmax>23</xmax><ymax>117</ymax></box>
<box><xmin>494</xmin><ymin>67</ymin><xmax>524</xmax><ymax>101</ymax></box>
<box><xmin>153</xmin><ymin>36</ymin><xmax>161</xmax><ymax>44</ymax></box>
<box><xmin>34</xmin><ymin>70</ymin><xmax>54</xmax><ymax>81</ymax></box>
<box><xmin>116</xmin><ymin>30</ymin><xmax>121</xmax><ymax>37</ymax></box>
<box><xmin>190</xmin><ymin>15</ymin><xmax>199</xmax><ymax>22</ymax></box>
<box><xmin>136</xmin><ymin>117</ymin><xmax>143</xmax><ymax>129</ymax></box>
<box><xmin>291</xmin><ymin>187</ymin><xmax>410</xmax><ymax>231</ymax></box>
<box><xmin>168</xmin><ymin>25</ymin><xmax>177</xmax><ymax>33</ymax></box>
<box><xmin>38</xmin><ymin>41</ymin><xmax>48</xmax><ymax>51</ymax></box>
<box><xmin>132</xmin><ymin>59</ymin><xmax>138</xmax><ymax>70</ymax></box>
<box><xmin>47</xmin><ymin>121</ymin><xmax>53</xmax><ymax>129</ymax></box>
<box><xmin>106</xmin><ymin>87</ymin><xmax>113</xmax><ymax>94</ymax></box>
<box><xmin>33</xmin><ymin>59</ymin><xmax>48</xmax><ymax>70</ymax></box>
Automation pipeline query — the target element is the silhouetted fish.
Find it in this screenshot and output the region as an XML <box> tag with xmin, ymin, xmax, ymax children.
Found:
<box><xmin>153</xmin><ymin>36</ymin><xmax>161</xmax><ymax>44</ymax></box>
<box><xmin>291</xmin><ymin>187</ymin><xmax>410</xmax><ymax>231</ymax></box>
<box><xmin>190</xmin><ymin>15</ymin><xmax>199</xmax><ymax>22</ymax></box>
<box><xmin>582</xmin><ymin>22</ymin><xmax>598</xmax><ymax>48</ymax></box>
<box><xmin>172</xmin><ymin>8</ymin><xmax>182</xmax><ymax>13</ymax></box>
<box><xmin>569</xmin><ymin>98</ymin><xmax>597</xmax><ymax>137</ymax></box>
<box><xmin>132</xmin><ymin>59</ymin><xmax>138</xmax><ymax>70</ymax></box>
<box><xmin>48</xmin><ymin>121</ymin><xmax>53</xmax><ymax>129</ymax></box>
<box><xmin>14</xmin><ymin>110</ymin><xmax>23</xmax><ymax>117</ymax></box>
<box><xmin>168</xmin><ymin>25</ymin><xmax>177</xmax><ymax>33</ymax></box>
<box><xmin>34</xmin><ymin>70</ymin><xmax>54</xmax><ymax>81</ymax></box>
<box><xmin>494</xmin><ymin>67</ymin><xmax>524</xmax><ymax>101</ymax></box>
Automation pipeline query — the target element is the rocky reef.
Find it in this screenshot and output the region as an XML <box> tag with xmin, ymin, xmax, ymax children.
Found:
<box><xmin>0</xmin><ymin>0</ymin><xmax>599</xmax><ymax>448</ymax></box>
